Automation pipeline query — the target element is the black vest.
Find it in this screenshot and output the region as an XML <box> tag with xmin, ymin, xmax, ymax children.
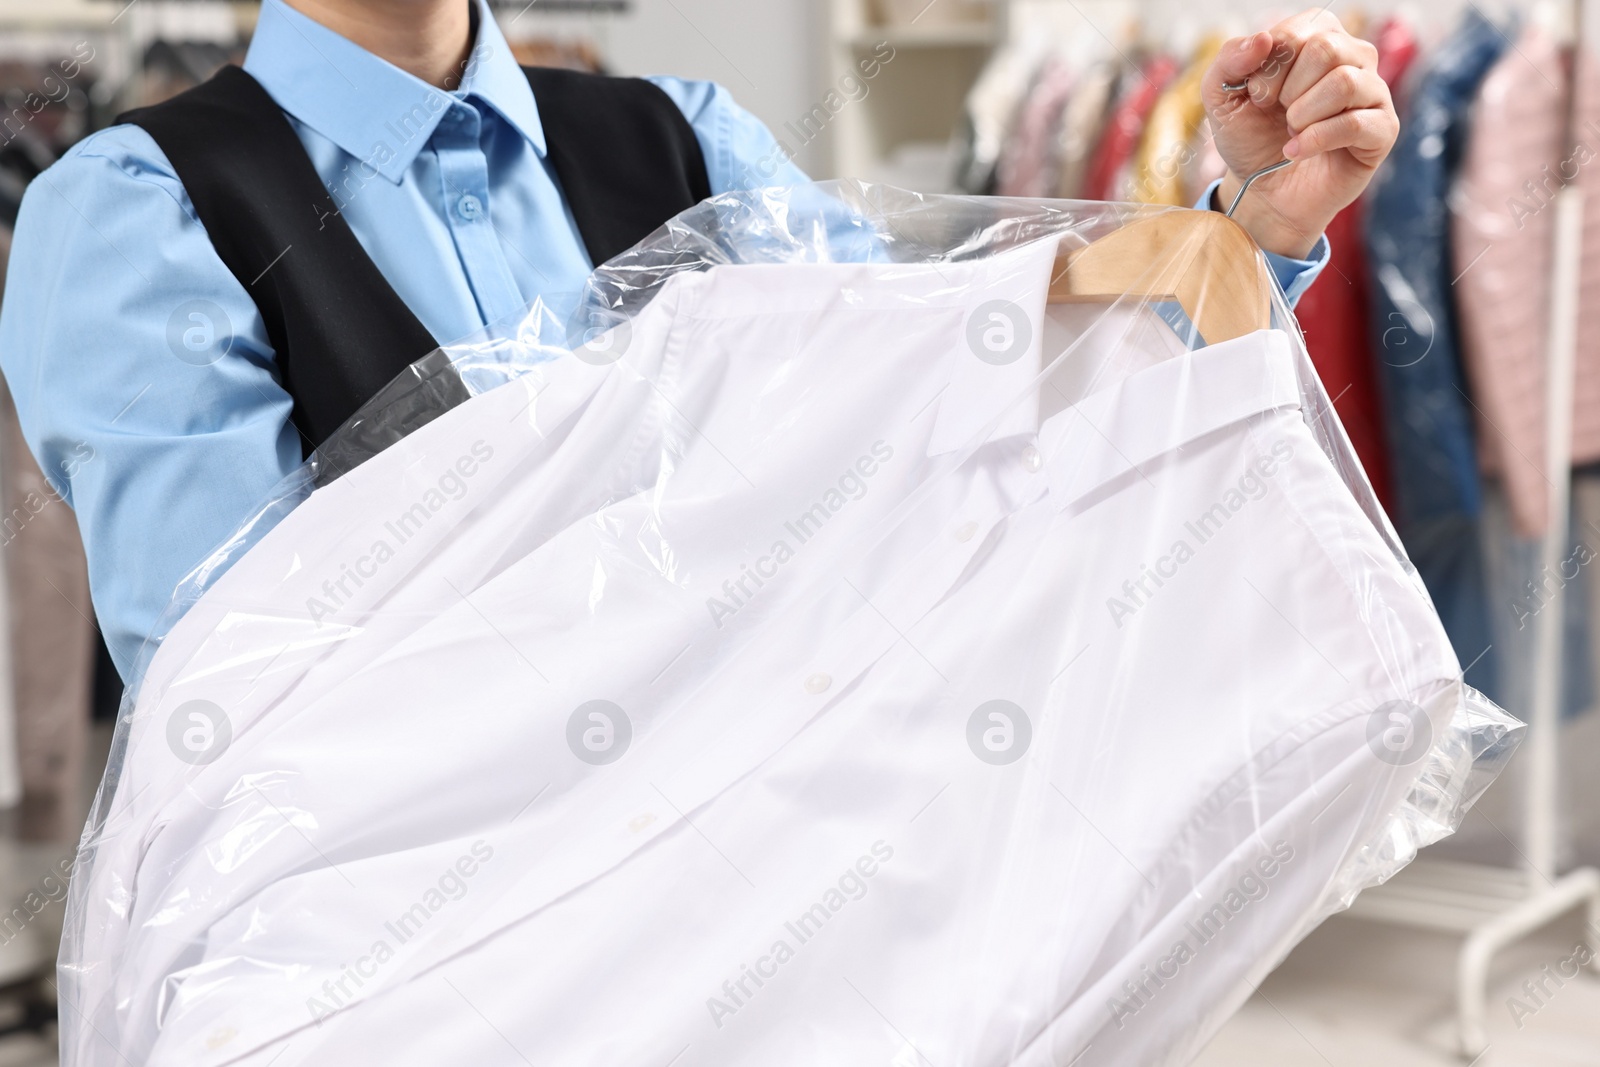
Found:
<box><xmin>117</xmin><ymin>65</ymin><xmax>710</xmax><ymax>470</ymax></box>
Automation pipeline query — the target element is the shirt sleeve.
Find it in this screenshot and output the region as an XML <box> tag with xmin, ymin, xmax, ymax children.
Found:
<box><xmin>1196</xmin><ymin>177</ymin><xmax>1329</xmax><ymax>307</ymax></box>
<box><xmin>0</xmin><ymin>127</ymin><xmax>302</xmax><ymax>682</ymax></box>
<box><xmin>644</xmin><ymin>75</ymin><xmax>811</xmax><ymax>192</ymax></box>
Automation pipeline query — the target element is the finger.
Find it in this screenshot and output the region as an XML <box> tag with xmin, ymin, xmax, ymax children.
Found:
<box><xmin>1284</xmin><ymin>65</ymin><xmax>1391</xmax><ymax>134</ymax></box>
<box><xmin>1285</xmin><ymin>107</ymin><xmax>1400</xmax><ymax>165</ymax></box>
<box><xmin>1205</xmin><ymin>30</ymin><xmax>1276</xmax><ymax>104</ymax></box>
<box><xmin>1279</xmin><ymin>30</ymin><xmax>1380</xmax><ymax>107</ymax></box>
<box><xmin>1247</xmin><ymin>10</ymin><xmax>1367</xmax><ymax>110</ymax></box>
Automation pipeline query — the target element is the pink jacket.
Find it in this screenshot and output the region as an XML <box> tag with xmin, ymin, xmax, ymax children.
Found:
<box><xmin>1452</xmin><ymin>31</ymin><xmax>1600</xmax><ymax>537</ymax></box>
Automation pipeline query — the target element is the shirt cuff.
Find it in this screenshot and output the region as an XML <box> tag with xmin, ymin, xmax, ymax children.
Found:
<box><xmin>1194</xmin><ymin>178</ymin><xmax>1329</xmax><ymax>307</ymax></box>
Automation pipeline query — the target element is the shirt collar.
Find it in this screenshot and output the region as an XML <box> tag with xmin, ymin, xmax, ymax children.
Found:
<box><xmin>243</xmin><ymin>0</ymin><xmax>546</xmax><ymax>184</ymax></box>
<box><xmin>924</xmin><ymin>241</ymin><xmax>1054</xmax><ymax>456</ymax></box>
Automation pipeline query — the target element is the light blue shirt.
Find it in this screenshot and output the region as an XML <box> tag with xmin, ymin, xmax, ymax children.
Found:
<box><xmin>0</xmin><ymin>0</ymin><xmax>1326</xmax><ymax>680</ymax></box>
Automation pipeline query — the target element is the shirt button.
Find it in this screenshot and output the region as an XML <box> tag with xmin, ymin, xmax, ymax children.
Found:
<box><xmin>457</xmin><ymin>193</ymin><xmax>483</xmax><ymax>221</ymax></box>
<box><xmin>804</xmin><ymin>672</ymin><xmax>832</xmax><ymax>694</ymax></box>
<box><xmin>1021</xmin><ymin>445</ymin><xmax>1043</xmax><ymax>473</ymax></box>
<box><xmin>954</xmin><ymin>520</ymin><xmax>979</xmax><ymax>543</ymax></box>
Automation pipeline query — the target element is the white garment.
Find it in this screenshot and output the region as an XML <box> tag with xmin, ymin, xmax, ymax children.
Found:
<box><xmin>66</xmin><ymin>240</ymin><xmax>1462</xmax><ymax>1067</ymax></box>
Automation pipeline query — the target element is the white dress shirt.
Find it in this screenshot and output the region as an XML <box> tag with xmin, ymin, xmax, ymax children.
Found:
<box><xmin>65</xmin><ymin>240</ymin><xmax>1462</xmax><ymax>1067</ymax></box>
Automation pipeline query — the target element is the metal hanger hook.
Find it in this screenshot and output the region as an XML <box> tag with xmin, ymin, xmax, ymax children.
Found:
<box><xmin>1225</xmin><ymin>159</ymin><xmax>1294</xmax><ymax>218</ymax></box>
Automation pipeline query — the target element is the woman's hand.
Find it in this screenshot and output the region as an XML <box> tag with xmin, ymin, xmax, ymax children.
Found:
<box><xmin>1204</xmin><ymin>8</ymin><xmax>1400</xmax><ymax>258</ymax></box>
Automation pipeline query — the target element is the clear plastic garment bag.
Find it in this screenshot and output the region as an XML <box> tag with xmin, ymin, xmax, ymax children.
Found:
<box><xmin>63</xmin><ymin>182</ymin><xmax>1520</xmax><ymax>1067</ymax></box>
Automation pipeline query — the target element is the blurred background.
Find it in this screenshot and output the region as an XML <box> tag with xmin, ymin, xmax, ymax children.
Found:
<box><xmin>0</xmin><ymin>0</ymin><xmax>1598</xmax><ymax>1063</ymax></box>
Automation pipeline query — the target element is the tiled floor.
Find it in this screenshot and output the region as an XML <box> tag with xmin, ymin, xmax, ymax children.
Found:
<box><xmin>1197</xmin><ymin>911</ymin><xmax>1600</xmax><ymax>1066</ymax></box>
<box><xmin>0</xmin><ymin>1036</ymin><xmax>51</xmax><ymax>1067</ymax></box>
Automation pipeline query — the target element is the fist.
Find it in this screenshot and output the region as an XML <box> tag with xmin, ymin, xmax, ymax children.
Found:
<box><xmin>1204</xmin><ymin>9</ymin><xmax>1399</xmax><ymax>258</ymax></box>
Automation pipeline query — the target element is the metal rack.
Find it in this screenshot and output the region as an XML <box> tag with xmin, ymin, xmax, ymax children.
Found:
<box><xmin>1334</xmin><ymin>0</ymin><xmax>1600</xmax><ymax>1057</ymax></box>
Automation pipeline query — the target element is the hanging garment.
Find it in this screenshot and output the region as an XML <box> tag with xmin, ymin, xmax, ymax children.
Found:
<box><xmin>1452</xmin><ymin>26</ymin><xmax>1569</xmax><ymax>538</ymax></box>
<box><xmin>1129</xmin><ymin>37</ymin><xmax>1220</xmax><ymax>205</ymax></box>
<box><xmin>1571</xmin><ymin>49</ymin><xmax>1600</xmax><ymax>467</ymax></box>
<box><xmin>1183</xmin><ymin>115</ymin><xmax>1227</xmax><ymax>209</ymax></box>
<box><xmin>1053</xmin><ymin>57</ymin><xmax>1117</xmax><ymax>200</ymax></box>
<box><xmin>1478</xmin><ymin>480</ymin><xmax>1595</xmax><ymax>724</ymax></box>
<box><xmin>1452</xmin><ymin>36</ymin><xmax>1600</xmax><ymax>539</ymax></box>
<box><xmin>1573</xmin><ymin>470</ymin><xmax>1600</xmax><ymax>711</ymax></box>
<box><xmin>63</xmin><ymin>205</ymin><xmax>1510</xmax><ymax>1067</ymax></box>
<box><xmin>995</xmin><ymin>52</ymin><xmax>1075</xmax><ymax>198</ymax></box>
<box><xmin>1288</xmin><ymin>17</ymin><xmax>1425</xmax><ymax>517</ymax></box>
<box><xmin>1081</xmin><ymin>55</ymin><xmax>1179</xmax><ymax>202</ymax></box>
<box><xmin>1452</xmin><ymin>33</ymin><xmax>1600</xmax><ymax>719</ymax></box>
<box><xmin>1293</xmin><ymin>202</ymin><xmax>1394</xmax><ymax>510</ymax></box>
<box><xmin>955</xmin><ymin>42</ymin><xmax>1048</xmax><ymax>194</ymax></box>
<box><xmin>1374</xmin><ymin>15</ymin><xmax>1421</xmax><ymax>107</ymax></box>
<box><xmin>1364</xmin><ymin>8</ymin><xmax>1510</xmax><ymax>694</ymax></box>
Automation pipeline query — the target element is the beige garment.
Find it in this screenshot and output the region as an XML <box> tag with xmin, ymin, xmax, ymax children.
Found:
<box><xmin>0</xmin><ymin>229</ymin><xmax>93</xmax><ymax>843</ymax></box>
<box><xmin>1129</xmin><ymin>37</ymin><xmax>1221</xmax><ymax>205</ymax></box>
<box><xmin>1053</xmin><ymin>57</ymin><xmax>1116</xmax><ymax>200</ymax></box>
<box><xmin>1185</xmin><ymin>117</ymin><xmax>1228</xmax><ymax>207</ymax></box>
<box><xmin>1452</xmin><ymin>31</ymin><xmax>1600</xmax><ymax>537</ymax></box>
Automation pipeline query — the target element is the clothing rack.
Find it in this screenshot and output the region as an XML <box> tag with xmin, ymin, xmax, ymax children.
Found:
<box><xmin>925</xmin><ymin>0</ymin><xmax>1600</xmax><ymax>1055</ymax></box>
<box><xmin>1332</xmin><ymin>0</ymin><xmax>1600</xmax><ymax>1058</ymax></box>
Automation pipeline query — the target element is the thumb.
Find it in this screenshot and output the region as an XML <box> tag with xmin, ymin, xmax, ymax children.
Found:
<box><xmin>1205</xmin><ymin>31</ymin><xmax>1274</xmax><ymax>104</ymax></box>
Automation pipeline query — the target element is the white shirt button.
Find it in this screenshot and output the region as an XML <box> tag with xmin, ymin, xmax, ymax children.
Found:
<box><xmin>804</xmin><ymin>672</ymin><xmax>832</xmax><ymax>694</ymax></box>
<box><xmin>1021</xmin><ymin>444</ymin><xmax>1043</xmax><ymax>473</ymax></box>
<box><xmin>457</xmin><ymin>194</ymin><xmax>484</xmax><ymax>221</ymax></box>
<box><xmin>954</xmin><ymin>520</ymin><xmax>979</xmax><ymax>543</ymax></box>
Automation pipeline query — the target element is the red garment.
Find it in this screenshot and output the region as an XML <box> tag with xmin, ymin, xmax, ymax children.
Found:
<box><xmin>1293</xmin><ymin>201</ymin><xmax>1394</xmax><ymax>509</ymax></box>
<box><xmin>1081</xmin><ymin>56</ymin><xmax>1178</xmax><ymax>202</ymax></box>
<box><xmin>1374</xmin><ymin>16</ymin><xmax>1420</xmax><ymax>104</ymax></box>
<box><xmin>1289</xmin><ymin>19</ymin><xmax>1419</xmax><ymax>514</ymax></box>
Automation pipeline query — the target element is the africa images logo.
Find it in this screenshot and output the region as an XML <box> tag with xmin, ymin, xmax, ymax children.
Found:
<box><xmin>166</xmin><ymin>300</ymin><xmax>233</xmax><ymax>367</ymax></box>
<box><xmin>1365</xmin><ymin>699</ymin><xmax>1432</xmax><ymax>766</ymax></box>
<box><xmin>566</xmin><ymin>700</ymin><xmax>632</xmax><ymax>765</ymax></box>
<box><xmin>165</xmin><ymin>700</ymin><xmax>231</xmax><ymax>765</ymax></box>
<box><xmin>966</xmin><ymin>700</ymin><xmax>1031</xmax><ymax>765</ymax></box>
<box><xmin>965</xmin><ymin>300</ymin><xmax>1032</xmax><ymax>365</ymax></box>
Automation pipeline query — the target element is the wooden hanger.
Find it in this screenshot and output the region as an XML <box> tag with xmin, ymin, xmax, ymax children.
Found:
<box><xmin>1046</xmin><ymin>158</ymin><xmax>1295</xmax><ymax>344</ymax></box>
<box><xmin>1046</xmin><ymin>208</ymin><xmax>1270</xmax><ymax>345</ymax></box>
